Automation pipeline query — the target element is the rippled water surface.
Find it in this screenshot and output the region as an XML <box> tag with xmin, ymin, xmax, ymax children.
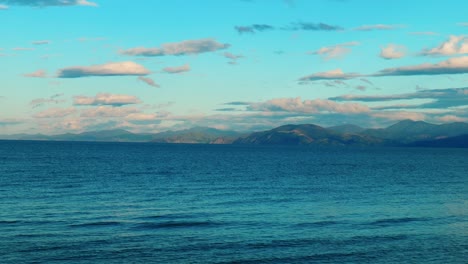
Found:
<box><xmin>0</xmin><ymin>140</ymin><xmax>467</xmax><ymax>263</ymax></box>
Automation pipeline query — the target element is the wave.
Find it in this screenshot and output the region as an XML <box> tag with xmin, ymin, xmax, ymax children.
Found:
<box><xmin>368</xmin><ymin>217</ymin><xmax>431</xmax><ymax>227</ymax></box>
<box><xmin>69</xmin><ymin>221</ymin><xmax>122</xmax><ymax>228</ymax></box>
<box><xmin>132</xmin><ymin>220</ymin><xmax>219</xmax><ymax>230</ymax></box>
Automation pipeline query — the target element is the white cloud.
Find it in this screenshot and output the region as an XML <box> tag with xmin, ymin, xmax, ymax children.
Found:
<box><xmin>57</xmin><ymin>61</ymin><xmax>150</xmax><ymax>78</ymax></box>
<box><xmin>354</xmin><ymin>24</ymin><xmax>402</xmax><ymax>31</ymax></box>
<box><xmin>380</xmin><ymin>44</ymin><xmax>406</xmax><ymax>59</ymax></box>
<box><xmin>299</xmin><ymin>69</ymin><xmax>360</xmax><ymax>81</ymax></box>
<box><xmin>421</xmin><ymin>35</ymin><xmax>468</xmax><ymax>56</ymax></box>
<box><xmin>0</xmin><ymin>0</ymin><xmax>97</xmax><ymax>7</ymax></box>
<box><xmin>12</xmin><ymin>47</ymin><xmax>34</xmax><ymax>51</ymax></box>
<box><xmin>309</xmin><ymin>41</ymin><xmax>359</xmax><ymax>60</ymax></box>
<box><xmin>371</xmin><ymin>111</ymin><xmax>426</xmax><ymax>121</ymax></box>
<box><xmin>376</xmin><ymin>56</ymin><xmax>468</xmax><ymax>76</ymax></box>
<box><xmin>23</xmin><ymin>69</ymin><xmax>47</xmax><ymax>78</ymax></box>
<box><xmin>32</xmin><ymin>40</ymin><xmax>50</xmax><ymax>45</ymax></box>
<box><xmin>73</xmin><ymin>93</ymin><xmax>141</xmax><ymax>106</ymax></box>
<box><xmin>162</xmin><ymin>64</ymin><xmax>190</xmax><ymax>74</ymax></box>
<box><xmin>138</xmin><ymin>76</ymin><xmax>159</xmax><ymax>88</ymax></box>
<box><xmin>0</xmin><ymin>4</ymin><xmax>8</xmax><ymax>9</ymax></box>
<box><xmin>248</xmin><ymin>97</ymin><xmax>370</xmax><ymax>114</ymax></box>
<box><xmin>437</xmin><ymin>115</ymin><xmax>467</xmax><ymax>123</ymax></box>
<box><xmin>121</xmin><ymin>39</ymin><xmax>230</xmax><ymax>57</ymax></box>
<box><xmin>34</xmin><ymin>107</ymin><xmax>76</xmax><ymax>118</ymax></box>
<box><xmin>410</xmin><ymin>32</ymin><xmax>438</xmax><ymax>36</ymax></box>
<box><xmin>80</xmin><ymin>106</ymin><xmax>139</xmax><ymax>118</ymax></box>
<box><xmin>457</xmin><ymin>22</ymin><xmax>468</xmax><ymax>27</ymax></box>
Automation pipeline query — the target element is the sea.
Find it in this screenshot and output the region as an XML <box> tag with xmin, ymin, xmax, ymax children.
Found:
<box><xmin>0</xmin><ymin>140</ymin><xmax>467</xmax><ymax>263</ymax></box>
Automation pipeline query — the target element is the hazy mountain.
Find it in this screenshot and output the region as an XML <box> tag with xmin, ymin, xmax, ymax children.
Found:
<box><xmin>151</xmin><ymin>127</ymin><xmax>242</xmax><ymax>144</ymax></box>
<box><xmin>327</xmin><ymin>124</ymin><xmax>365</xmax><ymax>134</ymax></box>
<box><xmin>361</xmin><ymin>120</ymin><xmax>468</xmax><ymax>143</ymax></box>
<box><xmin>233</xmin><ymin>124</ymin><xmax>389</xmax><ymax>146</ymax></box>
<box><xmin>407</xmin><ymin>134</ymin><xmax>468</xmax><ymax>148</ymax></box>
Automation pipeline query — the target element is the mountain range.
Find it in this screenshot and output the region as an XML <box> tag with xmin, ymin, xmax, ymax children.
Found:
<box><xmin>1</xmin><ymin>120</ymin><xmax>468</xmax><ymax>148</ymax></box>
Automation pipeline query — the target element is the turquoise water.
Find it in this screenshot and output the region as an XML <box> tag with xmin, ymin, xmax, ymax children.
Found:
<box><xmin>0</xmin><ymin>140</ymin><xmax>467</xmax><ymax>263</ymax></box>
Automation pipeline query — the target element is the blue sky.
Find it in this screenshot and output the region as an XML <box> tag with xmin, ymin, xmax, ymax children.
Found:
<box><xmin>1</xmin><ymin>0</ymin><xmax>468</xmax><ymax>134</ymax></box>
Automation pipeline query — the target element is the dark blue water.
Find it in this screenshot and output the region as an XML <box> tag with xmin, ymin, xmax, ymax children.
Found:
<box><xmin>0</xmin><ymin>141</ymin><xmax>467</xmax><ymax>263</ymax></box>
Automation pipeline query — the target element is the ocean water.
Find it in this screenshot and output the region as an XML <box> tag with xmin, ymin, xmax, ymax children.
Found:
<box><xmin>0</xmin><ymin>140</ymin><xmax>467</xmax><ymax>264</ymax></box>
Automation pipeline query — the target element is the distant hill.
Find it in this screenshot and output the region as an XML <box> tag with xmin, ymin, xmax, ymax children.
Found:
<box><xmin>361</xmin><ymin>120</ymin><xmax>468</xmax><ymax>143</ymax></box>
<box><xmin>2</xmin><ymin>120</ymin><xmax>468</xmax><ymax>148</ymax></box>
<box><xmin>407</xmin><ymin>134</ymin><xmax>468</xmax><ymax>148</ymax></box>
<box><xmin>327</xmin><ymin>124</ymin><xmax>365</xmax><ymax>134</ymax></box>
<box><xmin>1</xmin><ymin>127</ymin><xmax>241</xmax><ymax>144</ymax></box>
<box><xmin>151</xmin><ymin>127</ymin><xmax>242</xmax><ymax>144</ymax></box>
<box><xmin>233</xmin><ymin>124</ymin><xmax>389</xmax><ymax>146</ymax></box>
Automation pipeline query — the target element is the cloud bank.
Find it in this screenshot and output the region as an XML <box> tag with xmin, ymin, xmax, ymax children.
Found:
<box><xmin>138</xmin><ymin>76</ymin><xmax>159</xmax><ymax>88</ymax></box>
<box><xmin>380</xmin><ymin>44</ymin><xmax>406</xmax><ymax>59</ymax></box>
<box><xmin>0</xmin><ymin>0</ymin><xmax>97</xmax><ymax>7</ymax></box>
<box><xmin>121</xmin><ymin>39</ymin><xmax>230</xmax><ymax>57</ymax></box>
<box><xmin>162</xmin><ymin>64</ymin><xmax>190</xmax><ymax>74</ymax></box>
<box><xmin>57</xmin><ymin>61</ymin><xmax>150</xmax><ymax>78</ymax></box>
<box><xmin>73</xmin><ymin>93</ymin><xmax>141</xmax><ymax>106</ymax></box>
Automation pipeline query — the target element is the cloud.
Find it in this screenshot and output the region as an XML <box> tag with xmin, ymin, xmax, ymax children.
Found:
<box><xmin>299</xmin><ymin>69</ymin><xmax>361</xmax><ymax>81</ymax></box>
<box><xmin>12</xmin><ymin>47</ymin><xmax>34</xmax><ymax>51</ymax></box>
<box><xmin>246</xmin><ymin>97</ymin><xmax>370</xmax><ymax>114</ymax></box>
<box><xmin>121</xmin><ymin>39</ymin><xmax>230</xmax><ymax>57</ymax></box>
<box><xmin>437</xmin><ymin>115</ymin><xmax>467</xmax><ymax>122</ymax></box>
<box><xmin>223</xmin><ymin>52</ymin><xmax>244</xmax><ymax>64</ymax></box>
<box><xmin>34</xmin><ymin>107</ymin><xmax>76</xmax><ymax>118</ymax></box>
<box><xmin>0</xmin><ymin>4</ymin><xmax>8</xmax><ymax>9</ymax></box>
<box><xmin>360</xmin><ymin>78</ymin><xmax>373</xmax><ymax>85</ymax></box>
<box><xmin>23</xmin><ymin>69</ymin><xmax>47</xmax><ymax>78</ymax></box>
<box><xmin>457</xmin><ymin>22</ymin><xmax>468</xmax><ymax>27</ymax></box>
<box><xmin>162</xmin><ymin>64</ymin><xmax>190</xmax><ymax>74</ymax></box>
<box><xmin>375</xmin><ymin>56</ymin><xmax>468</xmax><ymax>76</ymax></box>
<box><xmin>371</xmin><ymin>111</ymin><xmax>426</xmax><ymax>121</ymax></box>
<box><xmin>57</xmin><ymin>61</ymin><xmax>150</xmax><ymax>78</ymax></box>
<box><xmin>234</xmin><ymin>24</ymin><xmax>274</xmax><ymax>34</ymax></box>
<box><xmin>32</xmin><ymin>40</ymin><xmax>50</xmax><ymax>45</ymax></box>
<box><xmin>410</xmin><ymin>32</ymin><xmax>438</xmax><ymax>36</ymax></box>
<box><xmin>125</xmin><ymin>113</ymin><xmax>160</xmax><ymax>125</ymax></box>
<box><xmin>353</xmin><ymin>24</ymin><xmax>402</xmax><ymax>31</ymax></box>
<box><xmin>302</xmin><ymin>57</ymin><xmax>468</xmax><ymax>82</ymax></box>
<box><xmin>380</xmin><ymin>44</ymin><xmax>406</xmax><ymax>59</ymax></box>
<box><xmin>0</xmin><ymin>118</ymin><xmax>22</xmax><ymax>126</ymax></box>
<box><xmin>73</xmin><ymin>93</ymin><xmax>141</xmax><ymax>107</ymax></box>
<box><xmin>420</xmin><ymin>35</ymin><xmax>468</xmax><ymax>56</ymax></box>
<box><xmin>309</xmin><ymin>41</ymin><xmax>359</xmax><ymax>60</ymax></box>
<box><xmin>0</xmin><ymin>0</ymin><xmax>97</xmax><ymax>7</ymax></box>
<box><xmin>138</xmin><ymin>76</ymin><xmax>159</xmax><ymax>88</ymax></box>
<box><xmin>30</xmin><ymin>94</ymin><xmax>65</xmax><ymax>108</ymax></box>
<box><xmin>331</xmin><ymin>87</ymin><xmax>468</xmax><ymax>110</ymax></box>
<box><xmin>80</xmin><ymin>106</ymin><xmax>139</xmax><ymax>118</ymax></box>
<box><xmin>287</xmin><ymin>22</ymin><xmax>343</xmax><ymax>31</ymax></box>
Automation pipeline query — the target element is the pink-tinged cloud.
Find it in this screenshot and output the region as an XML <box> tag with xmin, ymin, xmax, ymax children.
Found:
<box><xmin>248</xmin><ymin>97</ymin><xmax>370</xmax><ymax>114</ymax></box>
<box><xmin>299</xmin><ymin>69</ymin><xmax>361</xmax><ymax>81</ymax></box>
<box><xmin>80</xmin><ymin>106</ymin><xmax>139</xmax><ymax>118</ymax></box>
<box><xmin>23</xmin><ymin>69</ymin><xmax>47</xmax><ymax>78</ymax></box>
<box><xmin>371</xmin><ymin>111</ymin><xmax>426</xmax><ymax>121</ymax></box>
<box><xmin>380</xmin><ymin>44</ymin><xmax>406</xmax><ymax>59</ymax></box>
<box><xmin>309</xmin><ymin>41</ymin><xmax>359</xmax><ymax>60</ymax></box>
<box><xmin>12</xmin><ymin>47</ymin><xmax>35</xmax><ymax>51</ymax></box>
<box><xmin>376</xmin><ymin>56</ymin><xmax>468</xmax><ymax>76</ymax></box>
<box><xmin>421</xmin><ymin>35</ymin><xmax>468</xmax><ymax>56</ymax></box>
<box><xmin>138</xmin><ymin>76</ymin><xmax>159</xmax><ymax>88</ymax></box>
<box><xmin>354</xmin><ymin>24</ymin><xmax>403</xmax><ymax>31</ymax></box>
<box><xmin>410</xmin><ymin>31</ymin><xmax>438</xmax><ymax>36</ymax></box>
<box><xmin>32</xmin><ymin>40</ymin><xmax>50</xmax><ymax>45</ymax></box>
<box><xmin>457</xmin><ymin>22</ymin><xmax>468</xmax><ymax>27</ymax></box>
<box><xmin>33</xmin><ymin>107</ymin><xmax>76</xmax><ymax>118</ymax></box>
<box><xmin>1</xmin><ymin>0</ymin><xmax>97</xmax><ymax>7</ymax></box>
<box><xmin>162</xmin><ymin>64</ymin><xmax>190</xmax><ymax>74</ymax></box>
<box><xmin>437</xmin><ymin>115</ymin><xmax>467</xmax><ymax>122</ymax></box>
<box><xmin>73</xmin><ymin>93</ymin><xmax>141</xmax><ymax>106</ymax></box>
<box><xmin>57</xmin><ymin>61</ymin><xmax>150</xmax><ymax>78</ymax></box>
<box><xmin>121</xmin><ymin>39</ymin><xmax>230</xmax><ymax>57</ymax></box>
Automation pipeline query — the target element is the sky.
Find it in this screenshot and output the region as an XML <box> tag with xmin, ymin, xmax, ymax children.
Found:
<box><xmin>1</xmin><ymin>0</ymin><xmax>468</xmax><ymax>134</ymax></box>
